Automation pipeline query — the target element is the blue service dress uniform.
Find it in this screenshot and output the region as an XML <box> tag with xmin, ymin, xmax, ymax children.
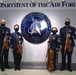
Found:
<box><xmin>48</xmin><ymin>33</ymin><xmax>61</xmax><ymax>70</ymax></box>
<box><xmin>10</xmin><ymin>32</ymin><xmax>23</xmax><ymax>70</ymax></box>
<box><xmin>0</xmin><ymin>26</ymin><xmax>10</xmax><ymax>71</ymax></box>
<box><xmin>60</xmin><ymin>25</ymin><xmax>76</xmax><ymax>69</ymax></box>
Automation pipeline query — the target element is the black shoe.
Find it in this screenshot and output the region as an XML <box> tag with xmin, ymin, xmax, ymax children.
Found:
<box><xmin>5</xmin><ymin>66</ymin><xmax>11</xmax><ymax>69</ymax></box>
<box><xmin>52</xmin><ymin>69</ymin><xmax>56</xmax><ymax>71</ymax></box>
<box><xmin>68</xmin><ymin>68</ymin><xmax>72</xmax><ymax>72</ymax></box>
<box><xmin>14</xmin><ymin>68</ymin><xmax>17</xmax><ymax>71</ymax></box>
<box><xmin>1</xmin><ymin>68</ymin><xmax>5</xmax><ymax>71</ymax></box>
<box><xmin>18</xmin><ymin>66</ymin><xmax>21</xmax><ymax>71</ymax></box>
<box><xmin>18</xmin><ymin>68</ymin><xmax>21</xmax><ymax>71</ymax></box>
<box><xmin>60</xmin><ymin>68</ymin><xmax>65</xmax><ymax>71</ymax></box>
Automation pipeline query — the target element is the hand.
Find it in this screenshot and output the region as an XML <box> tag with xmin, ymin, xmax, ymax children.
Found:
<box><xmin>48</xmin><ymin>43</ymin><xmax>50</xmax><ymax>46</ymax></box>
<box><xmin>45</xmin><ymin>57</ymin><xmax>48</xmax><ymax>63</ymax></box>
<box><xmin>56</xmin><ymin>51</ymin><xmax>59</xmax><ymax>54</ymax></box>
<box><xmin>67</xmin><ymin>33</ymin><xmax>70</xmax><ymax>38</ymax></box>
<box><xmin>11</xmin><ymin>48</ymin><xmax>13</xmax><ymax>52</ymax></box>
<box><xmin>60</xmin><ymin>45</ymin><xmax>62</xmax><ymax>49</ymax></box>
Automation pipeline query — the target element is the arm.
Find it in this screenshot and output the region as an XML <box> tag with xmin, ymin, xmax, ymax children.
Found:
<box><xmin>59</xmin><ymin>29</ymin><xmax>63</xmax><ymax>49</ymax></box>
<box><xmin>74</xmin><ymin>28</ymin><xmax>76</xmax><ymax>39</ymax></box>
<box><xmin>10</xmin><ymin>34</ymin><xmax>13</xmax><ymax>49</ymax></box>
<box><xmin>56</xmin><ymin>35</ymin><xmax>62</xmax><ymax>52</ymax></box>
<box><xmin>20</xmin><ymin>34</ymin><xmax>23</xmax><ymax>44</ymax></box>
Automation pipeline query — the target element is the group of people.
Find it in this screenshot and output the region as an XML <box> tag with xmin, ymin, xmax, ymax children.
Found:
<box><xmin>47</xmin><ymin>18</ymin><xmax>76</xmax><ymax>72</ymax></box>
<box><xmin>0</xmin><ymin>19</ymin><xmax>23</xmax><ymax>71</ymax></box>
<box><xmin>0</xmin><ymin>18</ymin><xmax>76</xmax><ymax>72</ymax></box>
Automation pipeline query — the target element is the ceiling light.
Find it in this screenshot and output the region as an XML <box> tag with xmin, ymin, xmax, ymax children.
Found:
<box><xmin>31</xmin><ymin>0</ymin><xmax>35</xmax><ymax>3</ymax></box>
<box><xmin>61</xmin><ymin>0</ymin><xmax>66</xmax><ymax>2</ymax></box>
<box><xmin>15</xmin><ymin>0</ymin><xmax>19</xmax><ymax>3</ymax></box>
<box><xmin>47</xmin><ymin>0</ymin><xmax>52</xmax><ymax>3</ymax></box>
<box><xmin>0</xmin><ymin>0</ymin><xmax>3</xmax><ymax>3</ymax></box>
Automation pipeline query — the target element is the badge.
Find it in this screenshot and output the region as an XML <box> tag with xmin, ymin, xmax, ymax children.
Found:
<box><xmin>68</xmin><ymin>30</ymin><xmax>72</xmax><ymax>33</ymax></box>
<box><xmin>21</xmin><ymin>12</ymin><xmax>51</xmax><ymax>44</ymax></box>
<box><xmin>18</xmin><ymin>36</ymin><xmax>21</xmax><ymax>38</ymax></box>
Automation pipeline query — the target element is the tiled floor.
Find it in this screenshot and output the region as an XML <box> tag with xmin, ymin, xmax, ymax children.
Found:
<box><xmin>0</xmin><ymin>69</ymin><xmax>76</xmax><ymax>75</ymax></box>
<box><xmin>0</xmin><ymin>62</ymin><xmax>76</xmax><ymax>75</ymax></box>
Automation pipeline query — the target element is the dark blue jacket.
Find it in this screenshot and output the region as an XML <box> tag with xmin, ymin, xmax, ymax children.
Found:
<box><xmin>48</xmin><ymin>34</ymin><xmax>61</xmax><ymax>52</ymax></box>
<box><xmin>10</xmin><ymin>32</ymin><xmax>23</xmax><ymax>52</ymax></box>
<box><xmin>0</xmin><ymin>26</ymin><xmax>10</xmax><ymax>50</ymax></box>
<box><xmin>60</xmin><ymin>25</ymin><xmax>76</xmax><ymax>47</ymax></box>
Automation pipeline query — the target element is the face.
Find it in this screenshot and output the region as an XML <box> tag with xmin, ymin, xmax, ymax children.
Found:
<box><xmin>14</xmin><ymin>25</ymin><xmax>19</xmax><ymax>31</ymax></box>
<box><xmin>52</xmin><ymin>27</ymin><xmax>56</xmax><ymax>31</ymax></box>
<box><xmin>52</xmin><ymin>27</ymin><xmax>57</xmax><ymax>34</ymax></box>
<box><xmin>65</xmin><ymin>18</ymin><xmax>70</xmax><ymax>26</ymax></box>
<box><xmin>14</xmin><ymin>25</ymin><xmax>19</xmax><ymax>29</ymax></box>
<box><xmin>0</xmin><ymin>19</ymin><xmax>6</xmax><ymax>27</ymax></box>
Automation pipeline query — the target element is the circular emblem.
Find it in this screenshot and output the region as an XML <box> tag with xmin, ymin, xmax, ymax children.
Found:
<box><xmin>21</xmin><ymin>12</ymin><xmax>51</xmax><ymax>44</ymax></box>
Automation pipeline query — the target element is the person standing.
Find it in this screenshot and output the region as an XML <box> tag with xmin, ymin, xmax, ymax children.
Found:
<box><xmin>10</xmin><ymin>24</ymin><xmax>23</xmax><ymax>71</ymax></box>
<box><xmin>0</xmin><ymin>19</ymin><xmax>11</xmax><ymax>71</ymax></box>
<box><xmin>47</xmin><ymin>27</ymin><xmax>61</xmax><ymax>71</ymax></box>
<box><xmin>60</xmin><ymin>18</ymin><xmax>76</xmax><ymax>72</ymax></box>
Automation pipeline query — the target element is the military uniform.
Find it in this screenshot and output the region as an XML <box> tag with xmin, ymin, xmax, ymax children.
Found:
<box><xmin>0</xmin><ymin>26</ymin><xmax>10</xmax><ymax>71</ymax></box>
<box><xmin>10</xmin><ymin>32</ymin><xmax>23</xmax><ymax>70</ymax></box>
<box><xmin>60</xmin><ymin>25</ymin><xmax>76</xmax><ymax>70</ymax></box>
